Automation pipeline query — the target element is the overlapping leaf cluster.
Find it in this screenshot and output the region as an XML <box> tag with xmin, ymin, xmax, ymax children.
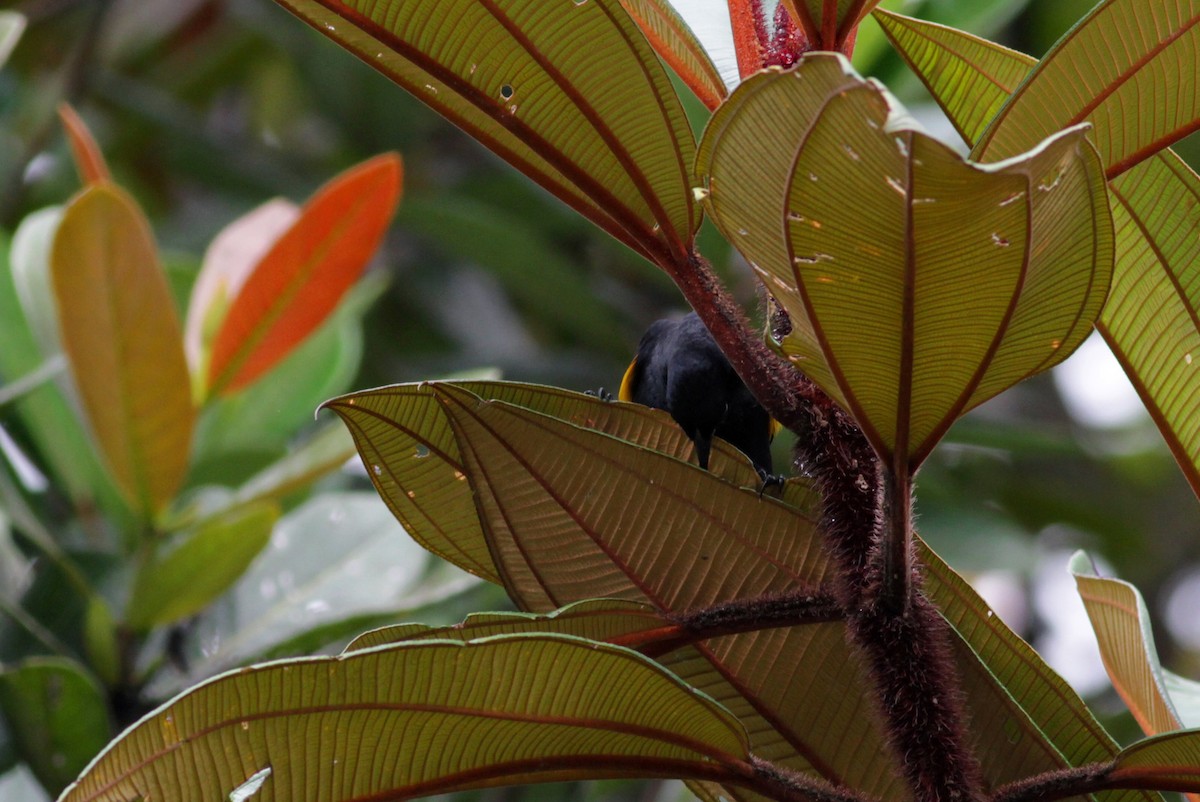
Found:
<box><xmin>50</xmin><ymin>1</ymin><xmax>1200</xmax><ymax>802</ymax></box>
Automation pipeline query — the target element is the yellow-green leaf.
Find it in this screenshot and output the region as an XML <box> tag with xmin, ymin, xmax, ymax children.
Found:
<box><xmin>272</xmin><ymin>0</ymin><xmax>697</xmax><ymax>269</ymax></box>
<box><xmin>1071</xmin><ymin>552</ymin><xmax>1200</xmax><ymax>737</ymax></box>
<box><xmin>59</xmin><ymin>636</ymin><xmax>751</xmax><ymax>802</ymax></box>
<box><xmin>872</xmin><ymin>9</ymin><xmax>1035</xmax><ymax>145</ymax></box>
<box><xmin>879</xmin><ymin>10</ymin><xmax>1200</xmax><ymax>507</ymax></box>
<box><xmin>50</xmin><ymin>185</ymin><xmax>195</xmax><ymax>518</ymax></box>
<box><xmin>699</xmin><ymin>54</ymin><xmax>1113</xmax><ymax>466</ymax></box>
<box><xmin>973</xmin><ymin>0</ymin><xmax>1200</xmax><ymax>177</ymax></box>
<box><xmin>126</xmin><ymin>501</ymin><xmax>280</xmax><ymax>630</ymax></box>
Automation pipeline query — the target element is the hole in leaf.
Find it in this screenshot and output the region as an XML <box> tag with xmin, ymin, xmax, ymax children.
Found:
<box><xmin>500</xmin><ymin>84</ymin><xmax>514</xmax><ymax>99</ymax></box>
<box><xmin>229</xmin><ymin>767</ymin><xmax>272</xmax><ymax>802</ymax></box>
<box><xmin>991</xmin><ymin>233</ymin><xmax>1010</xmax><ymax>247</ymax></box>
<box><xmin>414</xmin><ymin>445</ymin><xmax>430</xmax><ymax>458</ymax></box>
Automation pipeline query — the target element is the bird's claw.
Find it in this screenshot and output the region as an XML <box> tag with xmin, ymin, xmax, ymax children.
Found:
<box><xmin>586</xmin><ymin>387</ymin><xmax>614</xmax><ymax>402</ymax></box>
<box><xmin>757</xmin><ymin>471</ymin><xmax>786</xmax><ymax>498</ymax></box>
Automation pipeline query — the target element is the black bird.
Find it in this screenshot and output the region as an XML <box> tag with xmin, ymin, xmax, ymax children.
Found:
<box><xmin>619</xmin><ymin>312</ymin><xmax>777</xmax><ymax>475</ymax></box>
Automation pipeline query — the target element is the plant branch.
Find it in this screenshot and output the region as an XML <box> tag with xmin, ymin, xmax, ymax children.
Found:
<box><xmin>992</xmin><ymin>764</ymin><xmax>1113</xmax><ymax>802</ymax></box>
<box><xmin>879</xmin><ymin>462</ymin><xmax>913</xmax><ymax>615</ymax></box>
<box><xmin>742</xmin><ymin>754</ymin><xmax>879</xmax><ymax>802</ymax></box>
<box><xmin>608</xmin><ymin>588</ymin><xmax>842</xmax><ymax>657</ymax></box>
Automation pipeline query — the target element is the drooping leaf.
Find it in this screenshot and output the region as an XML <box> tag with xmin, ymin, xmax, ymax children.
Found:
<box><xmin>972</xmin><ymin>0</ymin><xmax>1200</xmax><ymax>178</ymax></box>
<box><xmin>60</xmin><ymin>636</ymin><xmax>752</xmax><ymax>802</ymax></box>
<box><xmin>618</xmin><ymin>0</ymin><xmax>727</xmax><ymax>109</ymax></box>
<box><xmin>126</xmin><ymin>501</ymin><xmax>279</xmax><ymax>630</ymax></box>
<box><xmin>183</xmin><ymin>197</ymin><xmax>299</xmax><ymax>385</ymax></box>
<box><xmin>326</xmin><ymin>379</ymin><xmax>1139</xmax><ymax>801</ymax></box>
<box><xmin>1071</xmin><ymin>552</ymin><xmax>1199</xmax><ymax>736</ymax></box>
<box><xmin>0</xmin><ymin>659</ymin><xmax>111</xmax><ymax>797</ymax></box>
<box><xmin>206</xmin><ymin>153</ymin><xmax>401</xmax><ymax>397</ymax></box>
<box><xmin>57</xmin><ymin>104</ymin><xmax>111</xmax><ymax>186</ymax></box>
<box><xmin>0</xmin><ymin>11</ymin><xmax>24</xmax><ymax>68</ymax></box>
<box><xmin>698</xmin><ymin>54</ymin><xmax>1113</xmax><ymax>466</ymax></box>
<box><xmin>270</xmin><ymin>0</ymin><xmax>697</xmax><ymax>268</ymax></box>
<box><xmin>878</xmin><ymin>10</ymin><xmax>1200</xmax><ymax>505</ymax></box>
<box><xmin>50</xmin><ymin>185</ymin><xmax>195</xmax><ymax>519</ymax></box>
<box><xmin>345</xmin><ymin>598</ymin><xmax>671</xmax><ymax>653</ymax></box>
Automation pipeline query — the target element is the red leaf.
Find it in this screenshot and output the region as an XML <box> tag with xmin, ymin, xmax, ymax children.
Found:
<box><xmin>206</xmin><ymin>153</ymin><xmax>402</xmax><ymax>396</ymax></box>
<box><xmin>58</xmin><ymin>103</ymin><xmax>111</xmax><ymax>185</ymax></box>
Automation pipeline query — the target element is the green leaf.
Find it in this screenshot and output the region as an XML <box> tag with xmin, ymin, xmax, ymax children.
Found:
<box><xmin>11</xmin><ymin>207</ymin><xmax>66</xmax><ymax>360</ymax></box>
<box><xmin>0</xmin><ymin>11</ymin><xmax>24</xmax><ymax>68</ymax></box>
<box><xmin>973</xmin><ymin>0</ymin><xmax>1200</xmax><ymax>177</ymax></box>
<box><xmin>877</xmin><ymin>10</ymin><xmax>1200</xmax><ymax>508</ymax></box>
<box><xmin>60</xmin><ymin>636</ymin><xmax>751</xmax><ymax>802</ymax></box>
<box><xmin>327</xmin><ymin>379</ymin><xmax>1140</xmax><ymax>801</ymax></box>
<box><xmin>50</xmin><ymin>185</ymin><xmax>195</xmax><ymax>519</ymax></box>
<box><xmin>271</xmin><ymin>0</ymin><xmax>697</xmax><ymax>268</ymax></box>
<box><xmin>82</xmin><ymin>599</ymin><xmax>120</xmax><ymax>687</ymax></box>
<box><xmin>0</xmin><ymin>658</ymin><xmax>110</xmax><ymax>797</ymax></box>
<box><xmin>698</xmin><ymin>54</ymin><xmax>1114</xmax><ymax>466</ymax></box>
<box><xmin>1070</xmin><ymin>552</ymin><xmax>1195</xmax><ymax>734</ymax></box>
<box><xmin>872</xmin><ymin>9</ymin><xmax>1036</xmax><ymax>145</ymax></box>
<box><xmin>126</xmin><ymin>501</ymin><xmax>279</xmax><ymax>630</ymax></box>
<box><xmin>148</xmin><ymin>493</ymin><xmax>476</xmax><ymax>697</ymax></box>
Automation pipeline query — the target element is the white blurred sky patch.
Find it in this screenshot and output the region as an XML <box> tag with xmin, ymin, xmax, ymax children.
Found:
<box><xmin>670</xmin><ymin>0</ymin><xmax>740</xmax><ymax>89</ymax></box>
<box><xmin>1053</xmin><ymin>331</ymin><xmax>1148</xmax><ymax>430</ymax></box>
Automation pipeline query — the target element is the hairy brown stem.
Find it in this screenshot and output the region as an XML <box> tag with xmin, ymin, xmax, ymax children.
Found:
<box><xmin>612</xmin><ymin>588</ymin><xmax>843</xmax><ymax>658</ymax></box>
<box><xmin>992</xmin><ymin>764</ymin><xmax>1114</xmax><ymax>802</ymax></box>
<box><xmin>672</xmin><ymin>249</ymin><xmax>983</xmax><ymax>802</ymax></box>
<box><xmin>745</xmin><ymin>755</ymin><xmax>878</xmax><ymax>802</ymax></box>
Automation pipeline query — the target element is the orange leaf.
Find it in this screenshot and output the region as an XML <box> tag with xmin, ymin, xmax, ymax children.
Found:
<box><xmin>184</xmin><ymin>198</ymin><xmax>300</xmax><ymax>380</ymax></box>
<box><xmin>50</xmin><ymin>185</ymin><xmax>194</xmax><ymax>518</ymax></box>
<box><xmin>206</xmin><ymin>153</ymin><xmax>402</xmax><ymax>397</ymax></box>
<box><xmin>58</xmin><ymin>103</ymin><xmax>111</xmax><ymax>185</ymax></box>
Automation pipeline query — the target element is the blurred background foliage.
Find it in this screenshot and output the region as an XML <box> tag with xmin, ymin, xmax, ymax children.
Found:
<box><xmin>3</xmin><ymin>0</ymin><xmax>1200</xmax><ymax>798</ymax></box>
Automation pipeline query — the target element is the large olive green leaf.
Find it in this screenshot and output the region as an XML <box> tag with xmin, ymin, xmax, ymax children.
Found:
<box><xmin>617</xmin><ymin>0</ymin><xmax>727</xmax><ymax>109</ymax></box>
<box><xmin>271</xmin><ymin>0</ymin><xmax>696</xmax><ymax>269</ymax></box>
<box><xmin>326</xmin><ymin>379</ymin><xmax>1151</xmax><ymax>799</ymax></box>
<box><xmin>973</xmin><ymin>0</ymin><xmax>1200</xmax><ymax>177</ymax></box>
<box><xmin>1070</xmin><ymin>553</ymin><xmax>1200</xmax><ymax>738</ymax></box>
<box><xmin>695</xmin><ymin>55</ymin><xmax>864</xmax><ymax>404</ymax></box>
<box><xmin>433</xmin><ymin>384</ymin><xmax>904</xmax><ymax>800</ymax></box>
<box><xmin>58</xmin><ymin>636</ymin><xmax>752</xmax><ymax>802</ymax></box>
<box><xmin>321</xmin><ymin>381</ymin><xmax>782</xmax><ymax>583</ymax></box>
<box><xmin>50</xmin><ymin>185</ymin><xmax>195</xmax><ymax>519</ymax></box>
<box><xmin>877</xmin><ymin>11</ymin><xmax>1200</xmax><ymax>504</ymax></box>
<box><xmin>0</xmin><ymin>659</ymin><xmax>111</xmax><ymax>797</ymax></box>
<box><xmin>699</xmin><ymin>54</ymin><xmax>1113</xmax><ymax>466</ymax></box>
